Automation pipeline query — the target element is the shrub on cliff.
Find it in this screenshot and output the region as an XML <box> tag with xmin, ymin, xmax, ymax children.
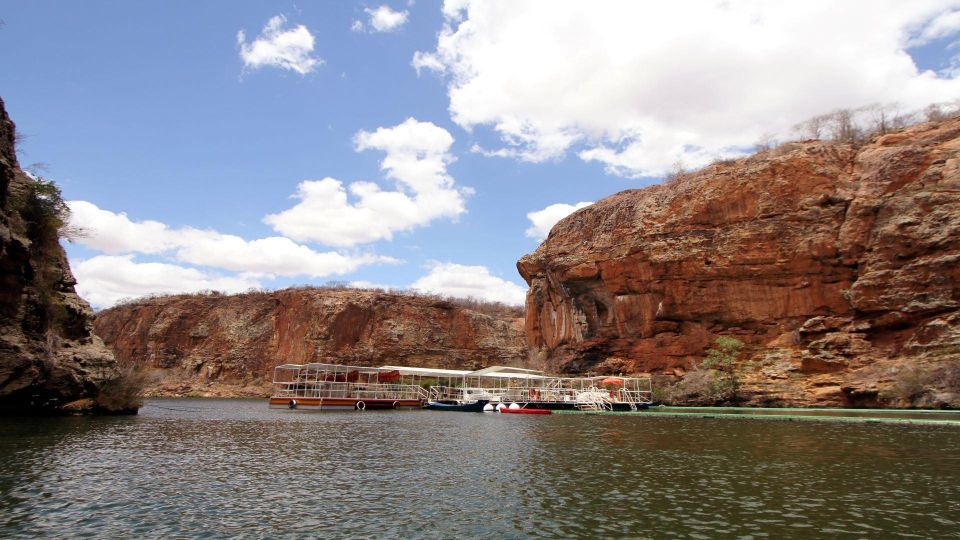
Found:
<box><xmin>18</xmin><ymin>173</ymin><xmax>74</xmax><ymax>245</ymax></box>
<box><xmin>670</xmin><ymin>337</ymin><xmax>744</xmax><ymax>405</ymax></box>
<box><xmin>94</xmin><ymin>367</ymin><xmax>148</xmax><ymax>413</ymax></box>
<box><xmin>882</xmin><ymin>360</ymin><xmax>960</xmax><ymax>408</ymax></box>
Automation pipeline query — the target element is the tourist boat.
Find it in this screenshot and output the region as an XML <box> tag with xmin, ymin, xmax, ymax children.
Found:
<box><xmin>416</xmin><ymin>367</ymin><xmax>653</xmax><ymax>412</ymax></box>
<box><xmin>425</xmin><ymin>399</ymin><xmax>490</xmax><ymax>412</ymax></box>
<box><xmin>270</xmin><ymin>362</ymin><xmax>653</xmax><ymax>413</ymax></box>
<box><xmin>269</xmin><ymin>363</ymin><xmax>430</xmax><ymax>410</ymax></box>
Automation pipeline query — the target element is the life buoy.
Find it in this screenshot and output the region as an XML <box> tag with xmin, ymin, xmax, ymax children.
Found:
<box><xmin>356</xmin><ymin>401</ymin><xmax>366</xmax><ymax>411</ymax></box>
<box><xmin>288</xmin><ymin>399</ymin><xmax>297</xmax><ymax>409</ymax></box>
<box><xmin>392</xmin><ymin>401</ymin><xmax>400</xmax><ymax>409</ymax></box>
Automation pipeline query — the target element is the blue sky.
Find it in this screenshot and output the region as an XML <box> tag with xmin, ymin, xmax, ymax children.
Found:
<box><xmin>2</xmin><ymin>1</ymin><xmax>959</xmax><ymax>307</ymax></box>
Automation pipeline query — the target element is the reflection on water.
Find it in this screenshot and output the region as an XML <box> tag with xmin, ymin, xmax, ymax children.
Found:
<box><xmin>1</xmin><ymin>399</ymin><xmax>959</xmax><ymax>538</ymax></box>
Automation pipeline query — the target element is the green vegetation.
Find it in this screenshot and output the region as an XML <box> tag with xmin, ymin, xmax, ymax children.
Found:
<box><xmin>20</xmin><ymin>173</ymin><xmax>73</xmax><ymax>245</ymax></box>
<box><xmin>650</xmin><ymin>375</ymin><xmax>674</xmax><ymax>404</ymax></box>
<box><xmin>9</xmin><ymin>174</ymin><xmax>76</xmax><ymax>335</ymax></box>
<box><xmin>668</xmin><ymin>336</ymin><xmax>745</xmax><ymax>405</ymax></box>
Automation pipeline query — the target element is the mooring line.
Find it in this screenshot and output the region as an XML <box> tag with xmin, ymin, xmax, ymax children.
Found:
<box><xmin>142</xmin><ymin>403</ymin><xmax>212</xmax><ymax>413</ymax></box>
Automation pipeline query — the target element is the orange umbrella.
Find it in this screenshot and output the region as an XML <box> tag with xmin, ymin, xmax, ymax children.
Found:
<box><xmin>601</xmin><ymin>377</ymin><xmax>624</xmax><ymax>386</ymax></box>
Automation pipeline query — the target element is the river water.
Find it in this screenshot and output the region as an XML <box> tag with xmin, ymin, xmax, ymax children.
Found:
<box><xmin>1</xmin><ymin>399</ymin><xmax>959</xmax><ymax>538</ymax></box>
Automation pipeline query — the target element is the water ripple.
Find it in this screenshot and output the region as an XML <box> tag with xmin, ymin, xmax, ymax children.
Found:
<box><xmin>1</xmin><ymin>400</ymin><xmax>959</xmax><ymax>538</ymax></box>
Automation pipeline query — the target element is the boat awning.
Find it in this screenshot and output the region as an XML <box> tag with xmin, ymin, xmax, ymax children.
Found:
<box><xmin>379</xmin><ymin>365</ymin><xmax>472</xmax><ymax>377</ymax></box>
<box><xmin>462</xmin><ymin>366</ymin><xmax>547</xmax><ymax>380</ymax></box>
<box><xmin>468</xmin><ymin>366</ymin><xmax>545</xmax><ymax>377</ymax></box>
<box><xmin>468</xmin><ymin>372</ymin><xmax>547</xmax><ymax>380</ymax></box>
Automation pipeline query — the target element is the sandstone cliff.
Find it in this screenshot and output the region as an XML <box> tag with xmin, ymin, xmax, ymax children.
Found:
<box><xmin>0</xmin><ymin>98</ymin><xmax>121</xmax><ymax>413</ymax></box>
<box><xmin>94</xmin><ymin>288</ymin><xmax>527</xmax><ymax>397</ymax></box>
<box><xmin>519</xmin><ymin>118</ymin><xmax>960</xmax><ymax>407</ymax></box>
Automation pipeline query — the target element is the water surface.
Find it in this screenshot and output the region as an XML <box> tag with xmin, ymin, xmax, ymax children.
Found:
<box><xmin>1</xmin><ymin>399</ymin><xmax>959</xmax><ymax>538</ymax></box>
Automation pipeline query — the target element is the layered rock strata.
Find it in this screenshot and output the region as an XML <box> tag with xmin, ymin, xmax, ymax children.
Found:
<box><xmin>519</xmin><ymin>118</ymin><xmax>960</xmax><ymax>407</ymax></box>
<box><xmin>94</xmin><ymin>289</ymin><xmax>527</xmax><ymax>397</ymax></box>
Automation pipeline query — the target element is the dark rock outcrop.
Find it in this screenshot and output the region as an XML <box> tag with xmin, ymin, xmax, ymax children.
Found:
<box><xmin>518</xmin><ymin>118</ymin><xmax>960</xmax><ymax>407</ymax></box>
<box><xmin>0</xmin><ymin>97</ymin><xmax>121</xmax><ymax>412</ymax></box>
<box><xmin>94</xmin><ymin>289</ymin><xmax>528</xmax><ymax>397</ymax></box>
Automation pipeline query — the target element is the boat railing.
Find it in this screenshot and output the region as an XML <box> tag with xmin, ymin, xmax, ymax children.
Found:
<box><xmin>619</xmin><ymin>388</ymin><xmax>653</xmax><ymax>405</ymax></box>
<box><xmin>498</xmin><ymin>386</ymin><xmax>580</xmax><ymax>403</ymax></box>
<box><xmin>428</xmin><ymin>386</ymin><xmax>504</xmax><ymax>402</ymax></box>
<box><xmin>274</xmin><ymin>381</ymin><xmax>428</xmax><ymax>401</ymax></box>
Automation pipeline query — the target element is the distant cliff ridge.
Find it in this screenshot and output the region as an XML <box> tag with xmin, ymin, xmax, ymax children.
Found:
<box><xmin>519</xmin><ymin>117</ymin><xmax>960</xmax><ymax>407</ymax></box>
<box><xmin>0</xmin><ymin>98</ymin><xmax>122</xmax><ymax>413</ymax></box>
<box><xmin>94</xmin><ymin>288</ymin><xmax>528</xmax><ymax>397</ymax></box>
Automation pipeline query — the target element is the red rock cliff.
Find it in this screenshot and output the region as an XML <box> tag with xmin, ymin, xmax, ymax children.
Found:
<box><xmin>93</xmin><ymin>288</ymin><xmax>527</xmax><ymax>396</ymax></box>
<box><xmin>518</xmin><ymin>118</ymin><xmax>960</xmax><ymax>407</ymax></box>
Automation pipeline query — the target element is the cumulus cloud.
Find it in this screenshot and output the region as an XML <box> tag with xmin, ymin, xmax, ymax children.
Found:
<box><xmin>67</xmin><ymin>200</ymin><xmax>394</xmax><ymax>278</ymax></box>
<box><xmin>411</xmin><ymin>262</ymin><xmax>527</xmax><ymax>305</ymax></box>
<box><xmin>237</xmin><ymin>15</ymin><xmax>321</xmax><ymax>74</ymax></box>
<box><xmin>73</xmin><ymin>255</ymin><xmax>261</xmax><ymax>308</ymax></box>
<box><xmin>360</xmin><ymin>5</ymin><xmax>409</xmax><ymax>32</ymax></box>
<box><xmin>264</xmin><ymin>118</ymin><xmax>470</xmax><ymax>246</ymax></box>
<box><xmin>415</xmin><ymin>1</ymin><xmax>960</xmax><ymax>177</ymax></box>
<box><xmin>525</xmin><ymin>201</ymin><xmax>592</xmax><ymax>241</ymax></box>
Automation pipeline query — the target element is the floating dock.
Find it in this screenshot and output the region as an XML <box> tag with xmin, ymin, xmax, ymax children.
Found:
<box><xmin>556</xmin><ymin>405</ymin><xmax>960</xmax><ymax>425</ymax></box>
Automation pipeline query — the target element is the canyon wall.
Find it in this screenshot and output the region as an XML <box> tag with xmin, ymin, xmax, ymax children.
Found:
<box><xmin>519</xmin><ymin>118</ymin><xmax>960</xmax><ymax>407</ymax></box>
<box><xmin>0</xmin><ymin>98</ymin><xmax>121</xmax><ymax>412</ymax></box>
<box><xmin>94</xmin><ymin>289</ymin><xmax>527</xmax><ymax>397</ymax></box>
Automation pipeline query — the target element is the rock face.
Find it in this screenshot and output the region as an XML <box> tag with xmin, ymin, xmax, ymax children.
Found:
<box><xmin>518</xmin><ymin>118</ymin><xmax>960</xmax><ymax>407</ymax></box>
<box><xmin>93</xmin><ymin>289</ymin><xmax>528</xmax><ymax>397</ymax></box>
<box><xmin>0</xmin><ymin>98</ymin><xmax>120</xmax><ymax>412</ymax></box>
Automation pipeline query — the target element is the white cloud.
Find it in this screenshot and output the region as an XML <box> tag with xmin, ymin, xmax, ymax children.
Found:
<box><xmin>412</xmin><ymin>50</ymin><xmax>446</xmax><ymax>74</ymax></box>
<box><xmin>364</xmin><ymin>5</ymin><xmax>409</xmax><ymax>32</ymax></box>
<box><xmin>264</xmin><ymin>118</ymin><xmax>470</xmax><ymax>246</ymax></box>
<box><xmin>237</xmin><ymin>15</ymin><xmax>321</xmax><ymax>75</ymax></box>
<box><xmin>525</xmin><ymin>201</ymin><xmax>592</xmax><ymax>241</ymax></box>
<box><xmin>351</xmin><ymin>20</ymin><xmax>365</xmax><ymax>32</ymax></box>
<box><xmin>67</xmin><ymin>200</ymin><xmax>395</xmax><ymax>278</ymax></box>
<box><xmin>411</xmin><ymin>262</ymin><xmax>527</xmax><ymax>305</ymax></box>
<box><xmin>416</xmin><ymin>1</ymin><xmax>960</xmax><ymax>177</ymax></box>
<box><xmin>73</xmin><ymin>255</ymin><xmax>261</xmax><ymax>308</ymax></box>
<box><xmin>912</xmin><ymin>9</ymin><xmax>960</xmax><ymax>44</ymax></box>
<box><xmin>348</xmin><ymin>280</ymin><xmax>393</xmax><ymax>290</ymax></box>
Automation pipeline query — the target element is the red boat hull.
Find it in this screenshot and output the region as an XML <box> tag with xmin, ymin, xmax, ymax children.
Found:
<box><xmin>499</xmin><ymin>408</ymin><xmax>552</xmax><ymax>415</ymax></box>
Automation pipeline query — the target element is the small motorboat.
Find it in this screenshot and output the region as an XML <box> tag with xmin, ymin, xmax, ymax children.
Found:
<box><xmin>425</xmin><ymin>399</ymin><xmax>489</xmax><ymax>412</ymax></box>
<box><xmin>499</xmin><ymin>407</ymin><xmax>552</xmax><ymax>415</ymax></box>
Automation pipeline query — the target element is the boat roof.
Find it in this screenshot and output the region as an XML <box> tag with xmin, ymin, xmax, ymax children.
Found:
<box><xmin>469</xmin><ymin>365</ymin><xmax>544</xmax><ymax>376</ymax></box>
<box><xmin>275</xmin><ymin>362</ymin><xmax>546</xmax><ymax>379</ymax></box>
<box><xmin>273</xmin><ymin>362</ymin><xmax>643</xmax><ymax>381</ymax></box>
<box><xmin>379</xmin><ymin>365</ymin><xmax>472</xmax><ymax>377</ymax></box>
<box><xmin>275</xmin><ymin>362</ymin><xmax>390</xmax><ymax>374</ymax></box>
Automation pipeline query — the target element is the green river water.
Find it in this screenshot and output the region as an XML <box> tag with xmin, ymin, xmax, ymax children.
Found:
<box><xmin>1</xmin><ymin>399</ymin><xmax>959</xmax><ymax>538</ymax></box>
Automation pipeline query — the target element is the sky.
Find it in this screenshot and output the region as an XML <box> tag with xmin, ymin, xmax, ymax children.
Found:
<box><xmin>1</xmin><ymin>1</ymin><xmax>959</xmax><ymax>308</ymax></box>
